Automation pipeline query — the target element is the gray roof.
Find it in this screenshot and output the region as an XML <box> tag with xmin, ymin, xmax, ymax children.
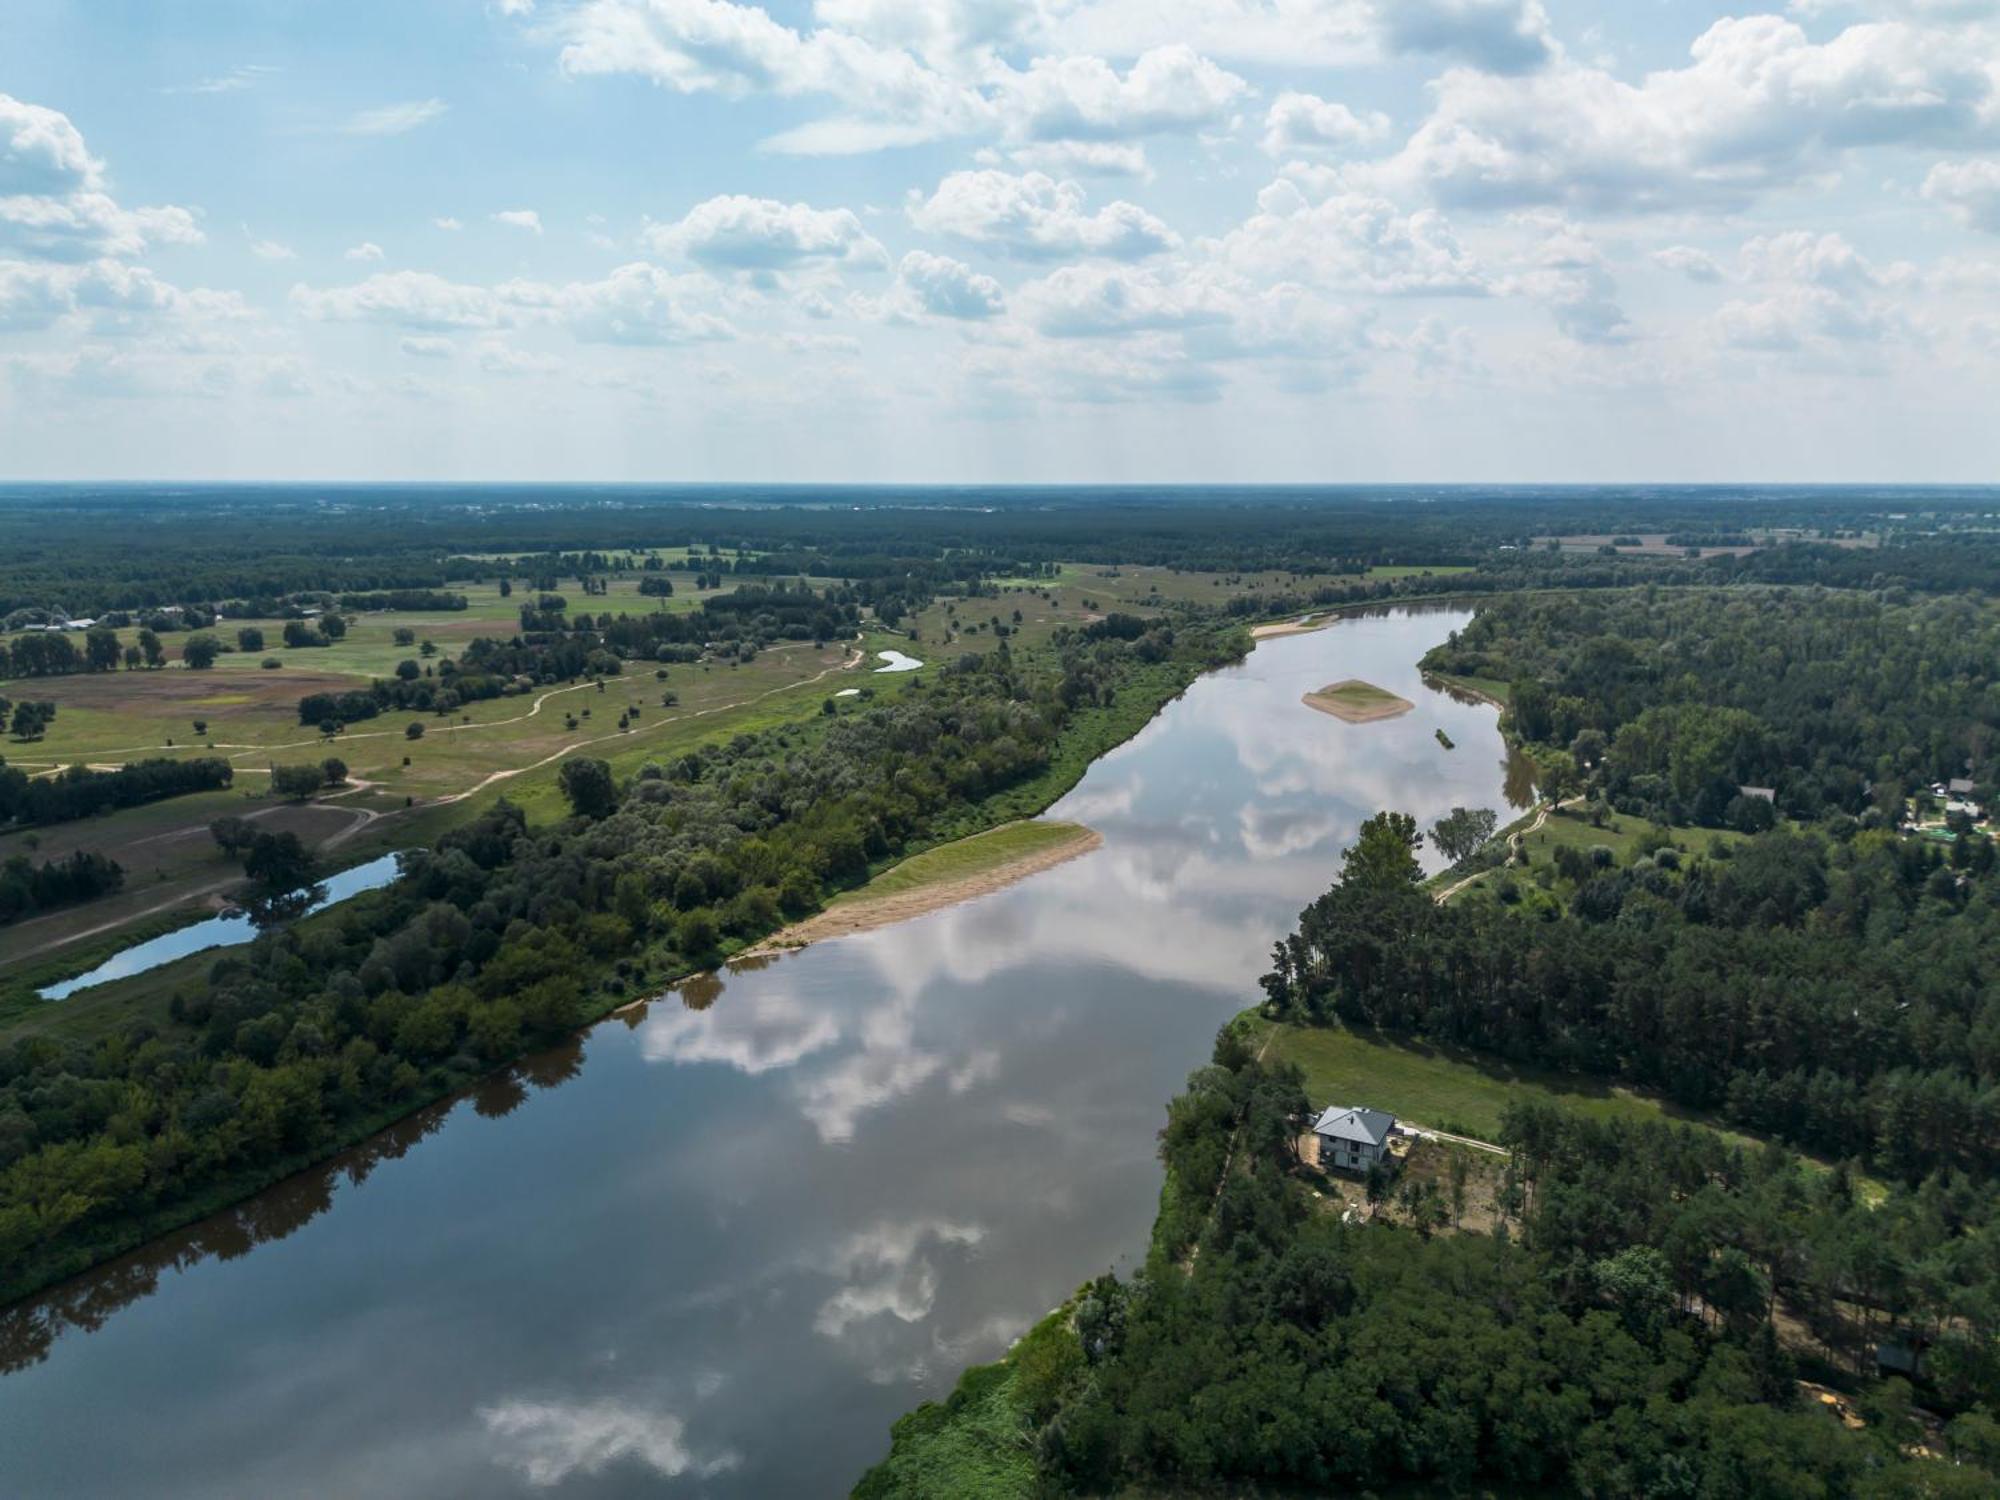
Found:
<box><xmin>1950</xmin><ymin>778</ymin><xmax>1977</xmax><ymax>795</ymax></box>
<box><xmin>1738</xmin><ymin>785</ymin><xmax>1776</xmax><ymax>802</ymax></box>
<box><xmin>1312</xmin><ymin>1105</ymin><xmax>1396</xmax><ymax>1147</ymax></box>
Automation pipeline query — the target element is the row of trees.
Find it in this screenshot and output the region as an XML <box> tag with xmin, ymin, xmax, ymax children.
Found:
<box><xmin>0</xmin><ymin>850</ymin><xmax>123</xmax><ymax>926</ymax></box>
<box><xmin>0</xmin><ymin>757</ymin><xmax>233</xmax><ymax>829</ymax></box>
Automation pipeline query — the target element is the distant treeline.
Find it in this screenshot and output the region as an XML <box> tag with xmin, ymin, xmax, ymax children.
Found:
<box><xmin>0</xmin><ymin>758</ymin><xmax>233</xmax><ymax>829</ymax></box>
<box><xmin>5</xmin><ymin>484</ymin><xmax>1993</xmax><ymax>619</ymax></box>
<box><xmin>336</xmin><ymin>591</ymin><xmax>466</xmax><ymax>612</ymax></box>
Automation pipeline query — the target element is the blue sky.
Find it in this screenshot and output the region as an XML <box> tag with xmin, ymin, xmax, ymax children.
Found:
<box><xmin>3</xmin><ymin>0</ymin><xmax>1999</xmax><ymax>481</ymax></box>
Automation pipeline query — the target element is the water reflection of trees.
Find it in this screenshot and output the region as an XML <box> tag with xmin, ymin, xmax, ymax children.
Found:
<box><xmin>0</xmin><ymin>1037</ymin><xmax>585</xmax><ymax>1376</ymax></box>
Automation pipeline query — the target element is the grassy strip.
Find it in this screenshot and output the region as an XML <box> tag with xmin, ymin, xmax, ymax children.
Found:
<box><xmin>826</xmin><ymin>821</ymin><xmax>1091</xmax><ymax>909</ymax></box>
<box><xmin>1243</xmin><ymin>1013</ymin><xmax>1744</xmax><ymax>1145</ymax></box>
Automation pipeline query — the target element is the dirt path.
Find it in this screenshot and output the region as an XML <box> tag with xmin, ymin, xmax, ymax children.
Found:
<box><xmin>1400</xmin><ymin>1121</ymin><xmax>1510</xmax><ymax>1156</ymax></box>
<box><xmin>1433</xmin><ymin>797</ymin><xmax>1572</xmax><ymax>905</ymax></box>
<box><xmin>7</xmin><ymin>877</ymin><xmax>243</xmax><ymax>964</ymax></box>
<box><xmin>738</xmin><ymin>824</ymin><xmax>1102</xmax><ymax>959</ymax></box>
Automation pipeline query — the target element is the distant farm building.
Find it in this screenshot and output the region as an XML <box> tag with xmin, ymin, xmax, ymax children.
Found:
<box><xmin>1312</xmin><ymin>1105</ymin><xmax>1397</xmax><ymax>1173</ymax></box>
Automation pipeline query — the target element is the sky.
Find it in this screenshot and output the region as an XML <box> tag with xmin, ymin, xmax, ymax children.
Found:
<box><xmin>2</xmin><ymin>0</ymin><xmax>1999</xmax><ymax>483</ymax></box>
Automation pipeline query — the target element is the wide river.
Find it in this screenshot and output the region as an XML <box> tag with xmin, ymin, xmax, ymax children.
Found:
<box><xmin>0</xmin><ymin>607</ymin><xmax>1528</xmax><ymax>1498</ymax></box>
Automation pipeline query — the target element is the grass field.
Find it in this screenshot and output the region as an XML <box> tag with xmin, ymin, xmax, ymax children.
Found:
<box><xmin>1368</xmin><ymin>565</ymin><xmax>1477</xmax><ymax>579</ymax></box>
<box><xmin>1250</xmin><ymin>1016</ymin><xmax>1775</xmax><ymax>1151</ymax></box>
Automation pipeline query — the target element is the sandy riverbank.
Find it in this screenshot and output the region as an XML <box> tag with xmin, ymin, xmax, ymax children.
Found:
<box><xmin>1251</xmin><ymin>617</ymin><xmax>1325</xmax><ymax>639</ymax></box>
<box><xmin>739</xmin><ymin>820</ymin><xmax>1103</xmax><ymax>959</ymax></box>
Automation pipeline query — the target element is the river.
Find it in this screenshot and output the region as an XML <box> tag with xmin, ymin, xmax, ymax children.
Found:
<box><xmin>0</xmin><ymin>607</ymin><xmax>1529</xmax><ymax>1498</ymax></box>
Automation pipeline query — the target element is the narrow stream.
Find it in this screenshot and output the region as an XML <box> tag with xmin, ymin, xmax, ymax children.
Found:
<box><xmin>0</xmin><ymin>607</ymin><xmax>1529</xmax><ymax>1498</ymax></box>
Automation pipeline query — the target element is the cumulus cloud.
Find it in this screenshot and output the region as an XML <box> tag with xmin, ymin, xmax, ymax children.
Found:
<box><xmin>1004</xmin><ymin>140</ymin><xmax>1149</xmax><ymax>179</ymax></box>
<box><xmin>1207</xmin><ymin>177</ymin><xmax>1487</xmax><ymax>295</ymax></box>
<box><xmin>0</xmin><ymin>94</ymin><xmax>203</xmax><ymax>262</ymax></box>
<box><xmin>1377</xmin><ymin>0</ymin><xmax>1555</xmax><ymax>74</ymax></box>
<box><xmin>1260</xmin><ymin>92</ymin><xmax>1392</xmax><ymax>156</ymax></box>
<box><xmin>645</xmin><ymin>195</ymin><xmax>887</xmax><ymax>272</ymax></box>
<box><xmin>493</xmin><ymin>208</ymin><xmax>543</xmax><ymax>234</ymax></box>
<box><xmin>432</xmin><ymin>216</ymin><xmax>464</xmax><ymax>231</ymax></box>
<box><xmin>293</xmin><ymin>269</ymin><xmax>521</xmax><ymax>330</ymax></box>
<box><xmin>553</xmin><ymin>262</ymin><xmax>738</xmax><ymax>344</ymax></box>
<box><xmin>0</xmin><ymin>260</ymin><xmax>247</xmax><ymax>335</ymax></box>
<box><xmin>1651</xmin><ymin>245</ymin><xmax>1725</xmax><ymax>283</ymax></box>
<box><xmin>344</xmin><ymin>241</ymin><xmax>386</xmax><ymax>262</ymax></box>
<box><xmin>894</xmin><ymin>249</ymin><xmax>1005</xmax><ymax>318</ymax></box>
<box><xmin>1505</xmin><ymin>215</ymin><xmax>1632</xmax><ymax>344</ymax></box>
<box><xmin>479</xmin><ymin>1399</ymin><xmax>738</xmax><ymax>1489</ymax></box>
<box><xmin>907</xmin><ymin>170</ymin><xmax>1177</xmax><ymax>260</ymax></box>
<box><xmin>1373</xmin><ymin>17</ymin><xmax>2000</xmax><ymax>214</ymax></box>
<box><xmin>1004</xmin><ymin>45</ymin><xmax>1247</xmax><ymax>143</ymax></box>
<box><xmin>296</xmin><ymin>261</ymin><xmax>738</xmax><ymax>347</ymax></box>
<box><xmin>248</xmin><ymin>238</ymin><xmax>296</xmax><ymax>261</ymax></box>
<box><xmin>341</xmin><ymin>98</ymin><xmax>449</xmax><ymax>136</ymax></box>
<box><xmin>1</xmin><ymin>93</ymin><xmax>103</xmax><ymax>196</ymax></box>
<box><xmin>1924</xmin><ymin>160</ymin><xmax>2000</xmax><ymax>233</ymax></box>
<box><xmin>1017</xmin><ymin>261</ymin><xmax>1228</xmax><ymax>338</ymax></box>
<box><xmin>1710</xmin><ymin>230</ymin><xmax>1911</xmax><ymax>355</ymax></box>
<box><xmin>541</xmin><ymin>1</ymin><xmax>1245</xmax><ymax>155</ymax></box>
<box><xmin>398</xmin><ymin>335</ymin><xmax>454</xmax><ymax>358</ymax></box>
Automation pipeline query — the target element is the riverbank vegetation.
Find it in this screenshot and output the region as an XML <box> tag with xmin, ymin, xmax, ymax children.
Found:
<box><xmin>0</xmin><ymin>618</ymin><xmax>1241</xmax><ymax>1304</ymax></box>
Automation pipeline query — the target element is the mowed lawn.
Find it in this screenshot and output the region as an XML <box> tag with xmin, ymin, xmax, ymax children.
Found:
<box><xmin>1250</xmin><ymin>1016</ymin><xmax>1772</xmax><ymax>1149</ymax></box>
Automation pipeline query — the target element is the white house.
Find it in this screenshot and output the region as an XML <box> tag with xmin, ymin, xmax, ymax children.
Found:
<box><xmin>1312</xmin><ymin>1105</ymin><xmax>1397</xmax><ymax>1173</ymax></box>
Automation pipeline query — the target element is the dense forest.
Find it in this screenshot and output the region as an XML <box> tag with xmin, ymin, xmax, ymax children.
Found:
<box><xmin>1262</xmin><ymin>813</ymin><xmax>2000</xmax><ymax>1177</ymax></box>
<box><xmin>1422</xmin><ymin>588</ymin><xmax>2000</xmax><ymax>822</ymax></box>
<box><xmin>0</xmin><ymin>617</ymin><xmax>1241</xmax><ymax>1303</ymax></box>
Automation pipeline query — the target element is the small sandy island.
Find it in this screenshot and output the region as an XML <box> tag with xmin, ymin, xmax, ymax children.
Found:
<box><xmin>740</xmin><ymin>819</ymin><xmax>1101</xmax><ymax>959</ymax></box>
<box><xmin>1302</xmin><ymin>679</ymin><xmax>1415</xmax><ymax>724</ymax></box>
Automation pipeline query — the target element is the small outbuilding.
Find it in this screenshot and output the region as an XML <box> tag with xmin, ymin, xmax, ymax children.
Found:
<box><xmin>1312</xmin><ymin>1105</ymin><xmax>1397</xmax><ymax>1173</ymax></box>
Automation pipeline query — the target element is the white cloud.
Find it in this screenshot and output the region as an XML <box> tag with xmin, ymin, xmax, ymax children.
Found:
<box><xmin>479</xmin><ymin>1400</ymin><xmax>738</xmax><ymax>1489</ymax></box>
<box><xmin>0</xmin><ymin>260</ymin><xmax>247</xmax><ymax>335</ymax></box>
<box><xmin>432</xmin><ymin>216</ymin><xmax>464</xmax><ymax>231</ymax></box>
<box><xmin>1375</xmin><ymin>17</ymin><xmax>2000</xmax><ymax>214</ymax></box>
<box><xmin>477</xmin><ymin>340</ymin><xmax>565</xmax><ymax>375</ymax></box>
<box><xmin>554</xmin><ymin>261</ymin><xmax>739</xmax><ymax>344</ymax></box>
<box><xmin>1004</xmin><ymin>45</ymin><xmax>1247</xmax><ymax>143</ymax></box>
<box><xmin>296</xmin><ymin>262</ymin><xmax>738</xmax><ymax>345</ymax></box>
<box><xmin>345</xmin><ymin>241</ymin><xmax>386</xmax><ymax>262</ymax></box>
<box><xmin>1924</xmin><ymin>160</ymin><xmax>2000</xmax><ymax>233</ymax></box>
<box><xmin>1004</xmin><ymin>140</ymin><xmax>1149</xmax><ymax>179</ymax></box>
<box><xmin>341</xmin><ymin>99</ymin><xmax>449</xmax><ymax>137</ymax></box>
<box><xmin>249</xmin><ymin>238</ymin><xmax>296</xmax><ymax>261</ymax></box>
<box><xmin>895</xmin><ymin>249</ymin><xmax>1005</xmax><ymax>318</ymax></box>
<box><xmin>1652</xmin><ymin>245</ymin><xmax>1725</xmax><ymax>283</ymax></box>
<box><xmin>1377</xmin><ymin>0</ymin><xmax>1555</xmax><ymax>74</ymax></box>
<box><xmin>398</xmin><ymin>335</ymin><xmax>455</xmax><ymax>358</ymax></box>
<box><xmin>1207</xmin><ymin>177</ymin><xmax>1487</xmax><ymax>295</ymax></box>
<box><xmin>1710</xmin><ymin>230</ymin><xmax>1911</xmax><ymax>355</ymax></box>
<box><xmin>645</xmin><ymin>195</ymin><xmax>887</xmax><ymax>271</ymax></box>
<box><xmin>494</xmin><ymin>209</ymin><xmax>543</xmax><ymax>234</ymax></box>
<box><xmin>1017</xmin><ymin>261</ymin><xmax>1228</xmax><ymax>338</ymax></box>
<box><xmin>1260</xmin><ymin>92</ymin><xmax>1392</xmax><ymax>156</ymax></box>
<box><xmin>907</xmin><ymin>170</ymin><xmax>1177</xmax><ymax>260</ymax></box>
<box><xmin>1</xmin><ymin>93</ymin><xmax>104</xmax><ymax>195</ymax></box>
<box><xmin>293</xmin><ymin>270</ymin><xmax>522</xmax><ymax>330</ymax></box>
<box><xmin>1504</xmin><ymin>215</ymin><xmax>1632</xmax><ymax>344</ymax></box>
<box><xmin>169</xmin><ymin>64</ymin><xmax>281</xmax><ymax>96</ymax></box>
<box><xmin>543</xmin><ymin>3</ymin><xmax>1247</xmax><ymax>155</ymax></box>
